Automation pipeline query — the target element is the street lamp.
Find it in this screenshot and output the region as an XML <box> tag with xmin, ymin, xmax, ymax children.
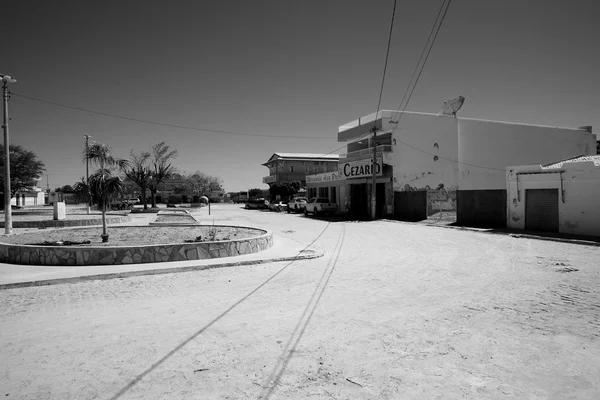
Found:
<box><xmin>1</xmin><ymin>73</ymin><xmax>17</xmax><ymax>234</ymax></box>
<box><xmin>84</xmin><ymin>135</ymin><xmax>91</xmax><ymax>214</ymax></box>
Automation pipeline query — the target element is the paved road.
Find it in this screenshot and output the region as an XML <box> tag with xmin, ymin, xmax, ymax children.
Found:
<box><xmin>1</xmin><ymin>204</ymin><xmax>599</xmax><ymax>399</ymax></box>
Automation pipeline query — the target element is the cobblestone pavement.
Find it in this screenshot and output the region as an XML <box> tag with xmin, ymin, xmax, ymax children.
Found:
<box><xmin>1</xmin><ymin>204</ymin><xmax>599</xmax><ymax>399</ymax></box>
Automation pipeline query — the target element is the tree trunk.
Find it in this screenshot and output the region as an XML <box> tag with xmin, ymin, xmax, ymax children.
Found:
<box><xmin>101</xmin><ymin>202</ymin><xmax>107</xmax><ymax>237</ymax></box>
<box><xmin>141</xmin><ymin>184</ymin><xmax>148</xmax><ymax>209</ymax></box>
<box><xmin>150</xmin><ymin>188</ymin><xmax>157</xmax><ymax>208</ymax></box>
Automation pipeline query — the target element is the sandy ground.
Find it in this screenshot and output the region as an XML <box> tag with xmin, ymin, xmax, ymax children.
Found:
<box><xmin>0</xmin><ymin>204</ymin><xmax>599</xmax><ymax>399</ymax></box>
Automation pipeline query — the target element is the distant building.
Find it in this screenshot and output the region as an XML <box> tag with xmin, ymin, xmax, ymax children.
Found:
<box><xmin>261</xmin><ymin>153</ymin><xmax>340</xmax><ymax>187</ymax></box>
<box><xmin>10</xmin><ymin>178</ymin><xmax>45</xmax><ymax>206</ymax></box>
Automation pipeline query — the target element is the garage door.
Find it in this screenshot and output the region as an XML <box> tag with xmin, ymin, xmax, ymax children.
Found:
<box><xmin>525</xmin><ymin>189</ymin><xmax>559</xmax><ymax>232</ymax></box>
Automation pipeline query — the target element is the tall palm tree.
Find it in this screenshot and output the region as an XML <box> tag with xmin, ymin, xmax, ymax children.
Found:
<box><xmin>122</xmin><ymin>150</ymin><xmax>151</xmax><ymax>209</ymax></box>
<box><xmin>83</xmin><ymin>143</ymin><xmax>130</xmax><ymax>242</ymax></box>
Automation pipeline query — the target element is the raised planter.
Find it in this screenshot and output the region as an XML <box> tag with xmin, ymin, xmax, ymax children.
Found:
<box><xmin>0</xmin><ymin>225</ymin><xmax>273</xmax><ymax>266</ymax></box>
<box><xmin>0</xmin><ymin>214</ymin><xmax>131</xmax><ymax>229</ymax></box>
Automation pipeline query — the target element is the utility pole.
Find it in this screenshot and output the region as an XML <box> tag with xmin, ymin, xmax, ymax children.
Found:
<box><xmin>84</xmin><ymin>135</ymin><xmax>91</xmax><ymax>214</ymax></box>
<box><xmin>1</xmin><ymin>74</ymin><xmax>16</xmax><ymax>234</ymax></box>
<box><xmin>370</xmin><ymin>125</ymin><xmax>378</xmax><ymax>220</ymax></box>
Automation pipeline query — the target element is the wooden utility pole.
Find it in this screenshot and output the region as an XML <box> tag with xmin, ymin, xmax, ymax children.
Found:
<box><xmin>370</xmin><ymin>126</ymin><xmax>377</xmax><ymax>220</ymax></box>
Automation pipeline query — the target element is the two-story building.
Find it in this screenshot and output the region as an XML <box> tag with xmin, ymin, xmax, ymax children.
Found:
<box><xmin>337</xmin><ymin>108</ymin><xmax>596</xmax><ymax>225</ymax></box>
<box><xmin>262</xmin><ymin>153</ymin><xmax>340</xmax><ymax>188</ymax></box>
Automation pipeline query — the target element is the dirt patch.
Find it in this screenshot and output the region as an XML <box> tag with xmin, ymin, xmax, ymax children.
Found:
<box><xmin>0</xmin><ymin>226</ymin><xmax>264</xmax><ymax>247</ymax></box>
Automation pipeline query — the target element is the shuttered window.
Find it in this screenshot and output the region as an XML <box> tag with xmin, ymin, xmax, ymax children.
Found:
<box><xmin>525</xmin><ymin>189</ymin><xmax>559</xmax><ymax>232</ymax></box>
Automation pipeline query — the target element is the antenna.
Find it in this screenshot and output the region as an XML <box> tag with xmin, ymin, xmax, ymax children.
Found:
<box><xmin>438</xmin><ymin>95</ymin><xmax>465</xmax><ymax>117</ymax></box>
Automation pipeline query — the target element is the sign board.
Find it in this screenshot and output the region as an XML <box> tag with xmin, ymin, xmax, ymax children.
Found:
<box><xmin>306</xmin><ymin>171</ymin><xmax>344</xmax><ymax>185</ymax></box>
<box><xmin>262</xmin><ymin>175</ymin><xmax>276</xmax><ymax>184</ymax></box>
<box><xmin>341</xmin><ymin>158</ymin><xmax>383</xmax><ymax>179</ymax></box>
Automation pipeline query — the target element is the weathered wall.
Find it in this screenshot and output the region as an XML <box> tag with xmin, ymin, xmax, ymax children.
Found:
<box><xmin>390</xmin><ymin>112</ymin><xmax>459</xmax><ymax>192</ymax></box>
<box><xmin>458</xmin><ymin>118</ymin><xmax>596</xmax><ymax>190</ymax></box>
<box><xmin>507</xmin><ymin>163</ymin><xmax>600</xmax><ymax>237</ymax></box>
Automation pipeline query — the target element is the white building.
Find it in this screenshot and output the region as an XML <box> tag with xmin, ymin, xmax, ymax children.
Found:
<box><xmin>506</xmin><ymin>155</ymin><xmax>600</xmax><ymax>237</ymax></box>
<box><xmin>337</xmin><ymin>109</ymin><xmax>596</xmax><ymax>225</ymax></box>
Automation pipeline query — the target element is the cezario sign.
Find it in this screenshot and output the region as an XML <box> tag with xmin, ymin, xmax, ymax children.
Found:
<box><xmin>341</xmin><ymin>158</ymin><xmax>383</xmax><ymax>179</ymax></box>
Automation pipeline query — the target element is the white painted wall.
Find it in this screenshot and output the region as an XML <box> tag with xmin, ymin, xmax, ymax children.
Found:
<box><xmin>459</xmin><ymin>118</ymin><xmax>596</xmax><ymax>190</ymax></box>
<box><xmin>506</xmin><ymin>162</ymin><xmax>600</xmax><ymax>237</ymax></box>
<box><xmin>388</xmin><ymin>112</ymin><xmax>459</xmax><ymax>191</ymax></box>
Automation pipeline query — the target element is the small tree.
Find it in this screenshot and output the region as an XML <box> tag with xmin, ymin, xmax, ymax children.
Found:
<box><xmin>122</xmin><ymin>150</ymin><xmax>151</xmax><ymax>209</ymax></box>
<box><xmin>0</xmin><ymin>144</ymin><xmax>46</xmax><ymax>203</ymax></box>
<box><xmin>269</xmin><ymin>181</ymin><xmax>301</xmax><ymax>202</ymax></box>
<box><xmin>148</xmin><ymin>142</ymin><xmax>178</xmax><ymax>208</ymax></box>
<box><xmin>83</xmin><ymin>142</ymin><xmax>129</xmax><ymax>242</ymax></box>
<box><xmin>248</xmin><ymin>188</ymin><xmax>263</xmax><ymax>199</ymax></box>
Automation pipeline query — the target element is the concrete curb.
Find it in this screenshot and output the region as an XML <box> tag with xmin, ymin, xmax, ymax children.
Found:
<box><xmin>0</xmin><ymin>250</ymin><xmax>323</xmax><ymax>290</ymax></box>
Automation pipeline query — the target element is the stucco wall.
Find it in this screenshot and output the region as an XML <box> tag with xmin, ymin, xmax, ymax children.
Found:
<box><xmin>459</xmin><ymin>119</ymin><xmax>596</xmax><ymax>191</ymax></box>
<box><xmin>506</xmin><ymin>164</ymin><xmax>600</xmax><ymax>237</ymax></box>
<box><xmin>389</xmin><ymin>112</ymin><xmax>459</xmax><ymax>192</ymax></box>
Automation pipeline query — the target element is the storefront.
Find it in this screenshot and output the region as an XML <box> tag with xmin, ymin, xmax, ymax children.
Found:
<box><xmin>305</xmin><ymin>171</ymin><xmax>346</xmax><ymax>213</ymax></box>
<box><xmin>340</xmin><ymin>157</ymin><xmax>393</xmax><ymax>220</ymax></box>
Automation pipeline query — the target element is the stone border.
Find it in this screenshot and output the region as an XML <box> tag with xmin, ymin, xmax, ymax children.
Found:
<box><xmin>0</xmin><ymin>214</ymin><xmax>131</xmax><ymax>229</ymax></box>
<box><xmin>0</xmin><ymin>225</ymin><xmax>273</xmax><ymax>266</ymax></box>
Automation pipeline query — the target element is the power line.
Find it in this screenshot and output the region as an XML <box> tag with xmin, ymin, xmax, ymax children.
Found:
<box><xmin>375</xmin><ymin>0</ymin><xmax>398</xmax><ymax>118</ymax></box>
<box><xmin>9</xmin><ymin>92</ymin><xmax>331</xmax><ymax>140</ymax></box>
<box><xmin>321</xmin><ymin>0</ymin><xmax>504</xmax><ymax>172</ymax></box>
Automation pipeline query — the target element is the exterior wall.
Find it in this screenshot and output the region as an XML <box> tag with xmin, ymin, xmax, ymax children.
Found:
<box><xmin>11</xmin><ymin>190</ymin><xmax>45</xmax><ymax>206</ymax></box>
<box><xmin>390</xmin><ymin>112</ymin><xmax>459</xmax><ymax>192</ymax></box>
<box><xmin>458</xmin><ymin>118</ymin><xmax>596</xmax><ymax>190</ymax></box>
<box><xmin>306</xmin><ymin>171</ymin><xmax>346</xmax><ymax>213</ymax></box>
<box><xmin>506</xmin><ymin>163</ymin><xmax>600</xmax><ymax>237</ymax></box>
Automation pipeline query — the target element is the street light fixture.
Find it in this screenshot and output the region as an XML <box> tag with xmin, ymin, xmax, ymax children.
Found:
<box><xmin>1</xmin><ymin>73</ymin><xmax>17</xmax><ymax>234</ymax></box>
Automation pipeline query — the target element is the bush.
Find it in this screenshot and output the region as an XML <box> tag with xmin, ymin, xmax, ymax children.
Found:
<box><xmin>130</xmin><ymin>207</ymin><xmax>160</xmax><ymax>214</ymax></box>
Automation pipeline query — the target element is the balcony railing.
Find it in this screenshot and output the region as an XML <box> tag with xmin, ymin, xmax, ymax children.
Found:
<box><xmin>339</xmin><ymin>145</ymin><xmax>392</xmax><ymax>163</ymax></box>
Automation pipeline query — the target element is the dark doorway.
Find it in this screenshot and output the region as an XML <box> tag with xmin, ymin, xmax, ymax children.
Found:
<box><xmin>376</xmin><ymin>183</ymin><xmax>386</xmax><ymax>218</ymax></box>
<box><xmin>350</xmin><ymin>184</ymin><xmax>368</xmax><ymax>220</ymax></box>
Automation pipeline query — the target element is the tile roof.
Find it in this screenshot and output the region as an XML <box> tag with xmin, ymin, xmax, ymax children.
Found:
<box><xmin>541</xmin><ymin>155</ymin><xmax>600</xmax><ymax>169</ymax></box>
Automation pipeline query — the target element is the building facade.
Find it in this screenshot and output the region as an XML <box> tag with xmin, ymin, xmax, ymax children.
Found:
<box><xmin>305</xmin><ymin>170</ymin><xmax>347</xmax><ymax>213</ymax></box>
<box><xmin>506</xmin><ymin>155</ymin><xmax>600</xmax><ymax>237</ymax></box>
<box><xmin>337</xmin><ymin>110</ymin><xmax>596</xmax><ymax>225</ymax></box>
<box><xmin>262</xmin><ymin>153</ymin><xmax>340</xmax><ymax>187</ymax></box>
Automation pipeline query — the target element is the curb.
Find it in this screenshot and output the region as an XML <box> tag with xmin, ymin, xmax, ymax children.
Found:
<box><xmin>0</xmin><ymin>250</ymin><xmax>323</xmax><ymax>290</ymax></box>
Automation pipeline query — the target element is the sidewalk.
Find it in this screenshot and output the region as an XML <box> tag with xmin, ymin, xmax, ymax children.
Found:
<box><xmin>0</xmin><ymin>233</ymin><xmax>322</xmax><ymax>290</ymax></box>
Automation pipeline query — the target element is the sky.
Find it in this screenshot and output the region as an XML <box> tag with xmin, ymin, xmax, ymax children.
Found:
<box><xmin>2</xmin><ymin>0</ymin><xmax>599</xmax><ymax>192</ymax></box>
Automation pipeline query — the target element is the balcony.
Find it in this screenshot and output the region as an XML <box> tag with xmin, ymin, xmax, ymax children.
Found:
<box><xmin>339</xmin><ymin>145</ymin><xmax>393</xmax><ymax>163</ymax></box>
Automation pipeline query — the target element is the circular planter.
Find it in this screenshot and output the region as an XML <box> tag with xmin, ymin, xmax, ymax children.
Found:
<box><xmin>0</xmin><ymin>214</ymin><xmax>131</xmax><ymax>229</ymax></box>
<box><xmin>0</xmin><ymin>225</ymin><xmax>273</xmax><ymax>266</ymax></box>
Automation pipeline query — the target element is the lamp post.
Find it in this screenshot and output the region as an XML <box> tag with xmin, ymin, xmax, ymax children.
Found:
<box><xmin>1</xmin><ymin>74</ymin><xmax>16</xmax><ymax>234</ymax></box>
<box><xmin>84</xmin><ymin>135</ymin><xmax>91</xmax><ymax>214</ymax></box>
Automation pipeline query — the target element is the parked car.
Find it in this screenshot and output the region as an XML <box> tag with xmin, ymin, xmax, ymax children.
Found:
<box><xmin>287</xmin><ymin>197</ymin><xmax>308</xmax><ymax>213</ymax></box>
<box><xmin>304</xmin><ymin>197</ymin><xmax>338</xmax><ymax>217</ymax></box>
<box><xmin>123</xmin><ymin>198</ymin><xmax>140</xmax><ymax>205</ymax></box>
<box><xmin>268</xmin><ymin>201</ymin><xmax>288</xmax><ymax>212</ymax></box>
<box><xmin>245</xmin><ymin>198</ymin><xmax>269</xmax><ymax>210</ymax></box>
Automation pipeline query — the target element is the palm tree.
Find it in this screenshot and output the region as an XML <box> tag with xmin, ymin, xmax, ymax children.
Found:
<box><xmin>122</xmin><ymin>150</ymin><xmax>151</xmax><ymax>209</ymax></box>
<box><xmin>83</xmin><ymin>143</ymin><xmax>130</xmax><ymax>242</ymax></box>
<box><xmin>147</xmin><ymin>142</ymin><xmax>177</xmax><ymax>208</ymax></box>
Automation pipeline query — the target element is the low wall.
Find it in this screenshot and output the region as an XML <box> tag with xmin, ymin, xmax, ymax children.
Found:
<box><xmin>0</xmin><ymin>226</ymin><xmax>273</xmax><ymax>266</ymax></box>
<box><xmin>0</xmin><ymin>215</ymin><xmax>131</xmax><ymax>229</ymax></box>
<box><xmin>457</xmin><ymin>190</ymin><xmax>507</xmax><ymax>228</ymax></box>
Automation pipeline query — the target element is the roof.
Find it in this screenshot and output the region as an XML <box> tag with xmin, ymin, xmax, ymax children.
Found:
<box><xmin>262</xmin><ymin>153</ymin><xmax>340</xmax><ymax>166</ymax></box>
<box><xmin>541</xmin><ymin>155</ymin><xmax>600</xmax><ymax>169</ymax></box>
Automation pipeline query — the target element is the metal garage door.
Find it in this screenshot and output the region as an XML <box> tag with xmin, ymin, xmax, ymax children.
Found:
<box><xmin>525</xmin><ymin>189</ymin><xmax>559</xmax><ymax>232</ymax></box>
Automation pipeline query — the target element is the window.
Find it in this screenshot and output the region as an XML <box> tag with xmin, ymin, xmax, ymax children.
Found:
<box><xmin>318</xmin><ymin>187</ymin><xmax>328</xmax><ymax>198</ymax></box>
<box><xmin>330</xmin><ymin>187</ymin><xmax>336</xmax><ymax>204</ymax></box>
<box><xmin>290</xmin><ymin>166</ymin><xmax>294</xmax><ymax>172</ymax></box>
